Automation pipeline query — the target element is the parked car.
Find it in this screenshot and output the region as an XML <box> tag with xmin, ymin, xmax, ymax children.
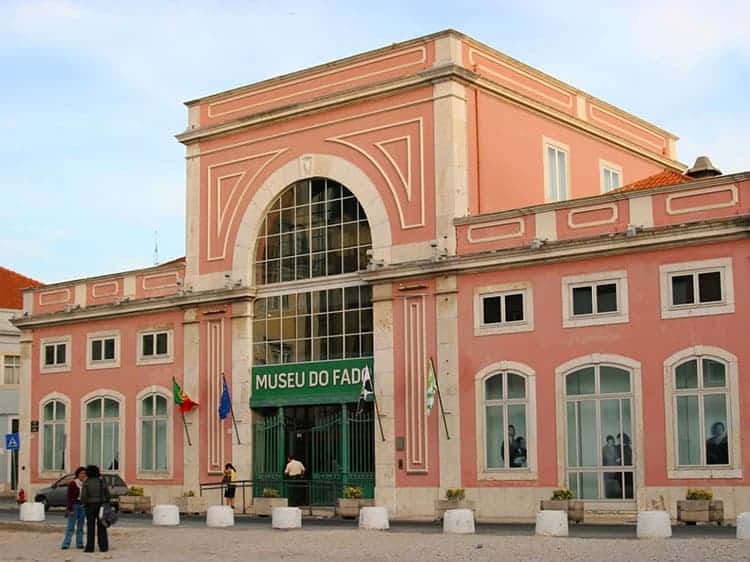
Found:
<box><xmin>35</xmin><ymin>473</ymin><xmax>128</xmax><ymax>511</ymax></box>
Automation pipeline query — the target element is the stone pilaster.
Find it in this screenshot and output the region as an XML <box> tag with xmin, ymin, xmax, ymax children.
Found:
<box><xmin>182</xmin><ymin>308</ymin><xmax>200</xmax><ymax>492</ymax></box>
<box><xmin>231</xmin><ymin>299</ymin><xmax>253</xmax><ymax>480</ymax></box>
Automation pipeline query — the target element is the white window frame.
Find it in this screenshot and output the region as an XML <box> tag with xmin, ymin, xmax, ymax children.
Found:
<box><xmin>599</xmin><ymin>159</ymin><xmax>623</xmax><ymax>193</ymax></box>
<box><xmin>543</xmin><ymin>137</ymin><xmax>570</xmax><ymax>202</ymax></box>
<box><xmin>136</xmin><ymin>386</ymin><xmax>173</xmax><ymax>479</ymax></box>
<box><xmin>80</xmin><ymin>390</ymin><xmax>125</xmax><ymax>474</ymax></box>
<box><xmin>86</xmin><ymin>330</ymin><xmax>120</xmax><ymax>370</ymax></box>
<box><xmin>473</xmin><ymin>282</ymin><xmax>534</xmax><ymax>336</ymax></box>
<box><xmin>39</xmin><ymin>336</ymin><xmax>71</xmax><ymax>373</ymax></box>
<box><xmin>38</xmin><ymin>392</ymin><xmax>70</xmax><ymax>479</ymax></box>
<box><xmin>561</xmin><ymin>270</ymin><xmax>629</xmax><ymax>328</ymax></box>
<box><xmin>663</xmin><ymin>346</ymin><xmax>742</xmax><ymax>479</ymax></box>
<box><xmin>659</xmin><ymin>258</ymin><xmax>734</xmax><ymax>319</ymax></box>
<box><xmin>2</xmin><ymin>354</ymin><xmax>21</xmax><ymax>386</ymax></box>
<box><xmin>136</xmin><ymin>328</ymin><xmax>174</xmax><ymax>366</ymax></box>
<box><xmin>475</xmin><ymin>361</ymin><xmax>537</xmax><ymax>481</ymax></box>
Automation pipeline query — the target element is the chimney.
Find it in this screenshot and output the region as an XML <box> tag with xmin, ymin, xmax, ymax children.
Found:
<box><xmin>686</xmin><ymin>156</ymin><xmax>722</xmax><ymax>179</ymax></box>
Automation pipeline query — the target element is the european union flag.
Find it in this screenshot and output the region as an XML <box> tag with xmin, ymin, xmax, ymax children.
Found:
<box><xmin>219</xmin><ymin>379</ymin><xmax>232</xmax><ymax>420</ymax></box>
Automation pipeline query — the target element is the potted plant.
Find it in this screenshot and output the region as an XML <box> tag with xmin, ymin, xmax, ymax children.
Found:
<box><xmin>118</xmin><ymin>486</ymin><xmax>152</xmax><ymax>514</ymax></box>
<box><xmin>336</xmin><ymin>486</ymin><xmax>375</xmax><ymax>519</ymax></box>
<box><xmin>254</xmin><ymin>487</ymin><xmax>287</xmax><ymax>517</ymax></box>
<box><xmin>436</xmin><ymin>488</ymin><xmax>475</xmax><ymax>520</ymax></box>
<box><xmin>677</xmin><ymin>489</ymin><xmax>723</xmax><ymax>524</ymax></box>
<box><xmin>540</xmin><ymin>488</ymin><xmax>583</xmax><ymax>523</ymax></box>
<box><xmin>174</xmin><ymin>490</ymin><xmax>207</xmax><ymax>514</ymax></box>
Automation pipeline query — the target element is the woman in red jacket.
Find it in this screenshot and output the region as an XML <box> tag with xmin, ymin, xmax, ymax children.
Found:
<box><xmin>61</xmin><ymin>466</ymin><xmax>86</xmax><ymax>550</ymax></box>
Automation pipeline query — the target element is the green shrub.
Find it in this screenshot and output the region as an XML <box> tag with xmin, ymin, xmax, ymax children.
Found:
<box><xmin>551</xmin><ymin>488</ymin><xmax>574</xmax><ymax>501</ymax></box>
<box><xmin>446</xmin><ymin>488</ymin><xmax>465</xmax><ymax>501</ymax></box>
<box><xmin>182</xmin><ymin>490</ymin><xmax>195</xmax><ymax>497</ymax></box>
<box><xmin>126</xmin><ymin>486</ymin><xmax>145</xmax><ymax>497</ymax></box>
<box><xmin>343</xmin><ymin>486</ymin><xmax>363</xmax><ymax>499</ymax></box>
<box><xmin>262</xmin><ymin>487</ymin><xmax>280</xmax><ymax>498</ymax></box>
<box><xmin>686</xmin><ymin>488</ymin><xmax>713</xmax><ymax>501</ymax></box>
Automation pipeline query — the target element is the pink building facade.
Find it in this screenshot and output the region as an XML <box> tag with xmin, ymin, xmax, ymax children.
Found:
<box><xmin>15</xmin><ymin>30</ymin><xmax>750</xmax><ymax>520</ymax></box>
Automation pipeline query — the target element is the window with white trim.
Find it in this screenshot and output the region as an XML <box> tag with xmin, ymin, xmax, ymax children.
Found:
<box><xmin>562</xmin><ymin>271</ymin><xmax>628</xmax><ymax>328</ymax></box>
<box><xmin>660</xmin><ymin>258</ymin><xmax>734</xmax><ymax>319</ymax></box>
<box><xmin>601</xmin><ymin>165</ymin><xmax>621</xmax><ymax>193</ymax></box>
<box><xmin>474</xmin><ymin>284</ymin><xmax>534</xmax><ymax>336</ymax></box>
<box><xmin>482</xmin><ymin>291</ymin><xmax>525</xmax><ymax>325</ymax></box>
<box><xmin>89</xmin><ymin>335</ymin><xmax>117</xmax><ymax>365</ymax></box>
<box><xmin>3</xmin><ymin>355</ymin><xmax>20</xmax><ymax>385</ymax></box>
<box><xmin>138</xmin><ymin>330</ymin><xmax>172</xmax><ymax>364</ymax></box>
<box><xmin>43</xmin><ymin>342</ymin><xmax>67</xmax><ymax>368</ymax></box>
<box><xmin>85</xmin><ymin>397</ymin><xmax>120</xmax><ymax>472</ymax></box>
<box><xmin>42</xmin><ymin>400</ymin><xmax>66</xmax><ymax>472</ymax></box>
<box><xmin>545</xmin><ymin>141</ymin><xmax>569</xmax><ymax>202</ymax></box>
<box><xmin>483</xmin><ymin>371</ymin><xmax>529</xmax><ymax>470</ymax></box>
<box><xmin>140</xmin><ymin>394</ymin><xmax>168</xmax><ymax>473</ymax></box>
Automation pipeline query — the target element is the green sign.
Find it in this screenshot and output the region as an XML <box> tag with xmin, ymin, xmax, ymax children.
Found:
<box><xmin>250</xmin><ymin>357</ymin><xmax>374</xmax><ymax>407</ymax></box>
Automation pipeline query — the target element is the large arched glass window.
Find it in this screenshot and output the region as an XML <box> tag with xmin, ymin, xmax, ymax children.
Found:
<box><xmin>42</xmin><ymin>400</ymin><xmax>66</xmax><ymax>472</ymax></box>
<box><xmin>484</xmin><ymin>372</ymin><xmax>528</xmax><ymax>470</ymax></box>
<box><xmin>253</xmin><ymin>178</ymin><xmax>374</xmax><ymax>366</ymax></box>
<box><xmin>254</xmin><ymin>178</ymin><xmax>372</xmax><ymax>285</ymax></box>
<box><xmin>85</xmin><ymin>397</ymin><xmax>120</xmax><ymax>472</ymax></box>
<box><xmin>140</xmin><ymin>394</ymin><xmax>168</xmax><ymax>472</ymax></box>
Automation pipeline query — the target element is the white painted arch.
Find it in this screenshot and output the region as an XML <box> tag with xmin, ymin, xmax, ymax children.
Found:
<box><xmin>231</xmin><ymin>153</ymin><xmax>394</xmax><ymax>286</ymax></box>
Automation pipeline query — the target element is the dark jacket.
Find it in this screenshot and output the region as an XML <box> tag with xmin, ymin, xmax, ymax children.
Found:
<box><xmin>66</xmin><ymin>479</ymin><xmax>83</xmax><ymax>512</ymax></box>
<box><xmin>80</xmin><ymin>476</ymin><xmax>110</xmax><ymax>505</ymax></box>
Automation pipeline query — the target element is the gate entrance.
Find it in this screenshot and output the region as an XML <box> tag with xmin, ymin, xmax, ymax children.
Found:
<box><xmin>253</xmin><ymin>403</ymin><xmax>374</xmax><ymax>506</ymax></box>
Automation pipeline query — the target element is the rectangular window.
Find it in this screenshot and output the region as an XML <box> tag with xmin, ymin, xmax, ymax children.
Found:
<box><xmin>601</xmin><ymin>165</ymin><xmax>622</xmax><ymax>193</ymax></box>
<box><xmin>545</xmin><ymin>141</ymin><xmax>569</xmax><ymax>202</ymax></box>
<box><xmin>481</xmin><ymin>292</ymin><xmax>526</xmax><ymax>325</ymax></box>
<box><xmin>474</xmin><ymin>284</ymin><xmax>534</xmax><ymax>336</ymax></box>
<box><xmin>571</xmin><ymin>282</ymin><xmax>619</xmax><ymax>316</ymax></box>
<box><xmin>90</xmin><ymin>337</ymin><xmax>116</xmax><ymax>362</ymax></box>
<box><xmin>3</xmin><ymin>355</ymin><xmax>20</xmax><ymax>385</ymax></box>
<box><xmin>137</xmin><ymin>329</ymin><xmax>173</xmax><ymax>365</ymax></box>
<box><xmin>670</xmin><ymin>270</ymin><xmax>724</xmax><ymax>306</ymax></box>
<box><xmin>43</xmin><ymin>343</ymin><xmax>67</xmax><ymax>367</ymax></box>
<box><xmin>562</xmin><ymin>271</ymin><xmax>628</xmax><ymax>328</ymax></box>
<box><xmin>661</xmin><ymin>259</ymin><xmax>734</xmax><ymax>319</ymax></box>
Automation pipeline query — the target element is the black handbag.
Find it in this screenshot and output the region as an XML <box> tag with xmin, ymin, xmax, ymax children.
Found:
<box><xmin>97</xmin><ymin>478</ymin><xmax>118</xmax><ymax>528</ymax></box>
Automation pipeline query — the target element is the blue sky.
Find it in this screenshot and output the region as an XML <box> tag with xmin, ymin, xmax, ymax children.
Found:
<box><xmin>1</xmin><ymin>0</ymin><xmax>748</xmax><ymax>283</ymax></box>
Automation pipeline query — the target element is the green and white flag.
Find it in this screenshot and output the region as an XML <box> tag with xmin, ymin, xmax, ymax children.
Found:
<box><xmin>426</xmin><ymin>358</ymin><xmax>437</xmax><ymax>414</ymax></box>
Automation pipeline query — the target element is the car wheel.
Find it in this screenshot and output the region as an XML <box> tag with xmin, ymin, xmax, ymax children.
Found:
<box><xmin>38</xmin><ymin>497</ymin><xmax>49</xmax><ymax>512</ymax></box>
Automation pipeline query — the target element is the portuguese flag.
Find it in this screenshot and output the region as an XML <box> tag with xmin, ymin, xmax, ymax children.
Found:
<box><xmin>173</xmin><ymin>377</ymin><xmax>198</xmax><ymax>413</ymax></box>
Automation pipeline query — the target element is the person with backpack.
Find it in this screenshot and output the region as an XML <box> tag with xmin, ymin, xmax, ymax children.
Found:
<box><xmin>80</xmin><ymin>465</ymin><xmax>110</xmax><ymax>553</ymax></box>
<box><xmin>61</xmin><ymin>466</ymin><xmax>87</xmax><ymax>550</ymax></box>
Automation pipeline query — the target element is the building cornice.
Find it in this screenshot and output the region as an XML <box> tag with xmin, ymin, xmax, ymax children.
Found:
<box><xmin>362</xmin><ymin>216</ymin><xmax>750</xmax><ymax>283</ymax></box>
<box><xmin>12</xmin><ymin>286</ymin><xmax>255</xmax><ymax>329</ymax></box>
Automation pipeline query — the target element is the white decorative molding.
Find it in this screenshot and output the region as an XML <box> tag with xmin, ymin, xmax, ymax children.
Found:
<box><xmin>468</xmin><ymin>218</ymin><xmax>524</xmax><ymax>244</ymax></box>
<box><xmin>92</xmin><ymin>280</ymin><xmax>120</xmax><ymax>298</ymax></box>
<box><xmin>666</xmin><ymin>185</ymin><xmax>738</xmax><ymax>216</ymax></box>
<box><xmin>403</xmin><ymin>294</ymin><xmax>428</xmax><ymax>473</ymax></box>
<box><xmin>38</xmin><ymin>288</ymin><xmax>71</xmax><ymax>306</ymax></box>
<box><xmin>567</xmin><ymin>203</ymin><xmax>618</xmax><ymax>230</ymax></box>
<box><xmin>206</xmin><ymin>318</ymin><xmax>225</xmax><ymax>474</ymax></box>
<box><xmin>142</xmin><ymin>271</ymin><xmax>181</xmax><ymax>291</ymax></box>
<box><xmin>588</xmin><ymin>103</ymin><xmax>666</xmax><ymax>152</ymax></box>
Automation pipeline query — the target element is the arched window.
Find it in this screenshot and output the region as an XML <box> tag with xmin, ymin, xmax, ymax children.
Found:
<box><xmin>252</xmin><ymin>178</ymin><xmax>374</xmax><ymax>366</ymax></box>
<box><xmin>42</xmin><ymin>400</ymin><xmax>66</xmax><ymax>472</ymax></box>
<box><xmin>140</xmin><ymin>394</ymin><xmax>168</xmax><ymax>473</ymax></box>
<box><xmin>483</xmin><ymin>371</ymin><xmax>529</xmax><ymax>470</ymax></box>
<box><xmin>85</xmin><ymin>397</ymin><xmax>120</xmax><ymax>471</ymax></box>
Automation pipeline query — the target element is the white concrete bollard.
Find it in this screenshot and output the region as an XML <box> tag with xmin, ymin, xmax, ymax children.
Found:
<box><xmin>737</xmin><ymin>512</ymin><xmax>750</xmax><ymax>539</ymax></box>
<box><xmin>152</xmin><ymin>504</ymin><xmax>180</xmax><ymax>526</ymax></box>
<box><xmin>358</xmin><ymin>506</ymin><xmax>389</xmax><ymax>530</ymax></box>
<box><xmin>443</xmin><ymin>509</ymin><xmax>475</xmax><ymax>534</ymax></box>
<box><xmin>272</xmin><ymin>507</ymin><xmax>302</xmax><ymax>529</ymax></box>
<box><xmin>636</xmin><ymin>511</ymin><xmax>671</xmax><ymax>539</ymax></box>
<box><xmin>535</xmin><ymin>510</ymin><xmax>568</xmax><ymax>537</ymax></box>
<box><xmin>206</xmin><ymin>505</ymin><xmax>234</xmax><ymax>528</ymax></box>
<box><xmin>19</xmin><ymin>502</ymin><xmax>45</xmax><ymax>522</ymax></box>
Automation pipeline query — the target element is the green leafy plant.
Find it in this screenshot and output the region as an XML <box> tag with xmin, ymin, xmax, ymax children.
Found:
<box><xmin>262</xmin><ymin>487</ymin><xmax>280</xmax><ymax>498</ymax></box>
<box><xmin>182</xmin><ymin>490</ymin><xmax>195</xmax><ymax>497</ymax></box>
<box><xmin>446</xmin><ymin>488</ymin><xmax>466</xmax><ymax>501</ymax></box>
<box><xmin>343</xmin><ymin>486</ymin><xmax>364</xmax><ymax>499</ymax></box>
<box><xmin>551</xmin><ymin>488</ymin><xmax>574</xmax><ymax>501</ymax></box>
<box><xmin>686</xmin><ymin>488</ymin><xmax>713</xmax><ymax>501</ymax></box>
<box><xmin>126</xmin><ymin>486</ymin><xmax>145</xmax><ymax>497</ymax></box>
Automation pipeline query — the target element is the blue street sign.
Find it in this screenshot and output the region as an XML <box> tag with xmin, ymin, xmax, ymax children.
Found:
<box><xmin>4</xmin><ymin>433</ymin><xmax>19</xmax><ymax>451</ymax></box>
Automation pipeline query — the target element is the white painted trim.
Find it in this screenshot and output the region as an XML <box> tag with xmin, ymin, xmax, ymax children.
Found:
<box><xmin>91</xmin><ymin>280</ymin><xmax>119</xmax><ymax>299</ymax></box>
<box><xmin>136</xmin><ymin>328</ymin><xmax>174</xmax><ymax>366</ymax></box>
<box><xmin>542</xmin><ymin>137</ymin><xmax>570</xmax><ymax>203</ymax></box>
<box><xmin>468</xmin><ymin>218</ymin><xmax>525</xmax><ymax>244</ymax></box>
<box><xmin>80</xmin><ymin>389</ymin><xmax>126</xmax><ymax>475</ymax></box>
<box><xmin>663</xmin><ymin>346</ymin><xmax>742</xmax><ymax>480</ymax></box>
<box><xmin>135</xmin><ymin>386</ymin><xmax>174</xmax><ymax>480</ymax></box>
<box><xmin>628</xmin><ymin>195</ymin><xmax>654</xmax><ymax>228</ymax></box>
<box><xmin>474</xmin><ymin>360</ymin><xmax>538</xmax><ymax>481</ymax></box>
<box><xmin>567</xmin><ymin>203</ymin><xmax>618</xmax><ymax>229</ymax></box>
<box><xmin>666</xmin><ymin>185</ymin><xmax>738</xmax><ymax>215</ymax></box>
<box><xmin>473</xmin><ymin>282</ymin><xmax>534</xmax><ymax>336</ymax></box>
<box><xmin>561</xmin><ymin>270</ymin><xmax>629</xmax><ymax>328</ymax></box>
<box><xmin>39</xmin><ymin>336</ymin><xmax>72</xmax><ymax>373</ymax></box>
<box><xmin>659</xmin><ymin>257</ymin><xmax>734</xmax><ymax>319</ymax></box>
<box><xmin>38</xmin><ymin>288</ymin><xmax>71</xmax><ymax>306</ymax></box>
<box><xmin>37</xmin><ymin>392</ymin><xmax>70</xmax><ymax>479</ymax></box>
<box><xmin>85</xmin><ymin>330</ymin><xmax>121</xmax><ymax>370</ymax></box>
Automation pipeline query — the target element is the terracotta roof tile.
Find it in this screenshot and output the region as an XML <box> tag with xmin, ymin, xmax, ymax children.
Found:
<box><xmin>0</xmin><ymin>266</ymin><xmax>43</xmax><ymax>309</ymax></box>
<box><xmin>613</xmin><ymin>170</ymin><xmax>692</xmax><ymax>193</ymax></box>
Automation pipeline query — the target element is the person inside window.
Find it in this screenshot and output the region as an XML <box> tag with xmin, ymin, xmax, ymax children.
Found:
<box><xmin>706</xmin><ymin>422</ymin><xmax>729</xmax><ymax>465</ymax></box>
<box><xmin>500</xmin><ymin>425</ymin><xmax>527</xmax><ymax>468</ymax></box>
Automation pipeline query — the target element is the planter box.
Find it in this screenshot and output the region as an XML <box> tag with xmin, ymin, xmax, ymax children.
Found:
<box><xmin>174</xmin><ymin>496</ymin><xmax>207</xmax><ymax>515</ymax></box>
<box><xmin>436</xmin><ymin>499</ymin><xmax>475</xmax><ymax>520</ymax></box>
<box><xmin>540</xmin><ymin>500</ymin><xmax>584</xmax><ymax>523</ymax></box>
<box><xmin>336</xmin><ymin>498</ymin><xmax>375</xmax><ymax>519</ymax></box>
<box><xmin>254</xmin><ymin>497</ymin><xmax>287</xmax><ymax>517</ymax></box>
<box><xmin>118</xmin><ymin>495</ymin><xmax>152</xmax><ymax>514</ymax></box>
<box><xmin>677</xmin><ymin>500</ymin><xmax>724</xmax><ymax>524</ymax></box>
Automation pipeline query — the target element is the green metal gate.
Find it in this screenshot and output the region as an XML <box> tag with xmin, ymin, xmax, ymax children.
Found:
<box><xmin>311</xmin><ymin>411</ymin><xmax>342</xmax><ymax>505</ymax></box>
<box><xmin>347</xmin><ymin>409</ymin><xmax>375</xmax><ymax>499</ymax></box>
<box><xmin>252</xmin><ymin>409</ymin><xmax>285</xmax><ymax>497</ymax></box>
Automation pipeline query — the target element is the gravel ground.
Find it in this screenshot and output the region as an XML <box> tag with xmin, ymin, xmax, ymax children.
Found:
<box><xmin>0</xmin><ymin>527</ymin><xmax>748</xmax><ymax>562</ymax></box>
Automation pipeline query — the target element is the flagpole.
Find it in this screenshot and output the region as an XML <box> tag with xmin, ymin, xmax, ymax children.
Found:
<box><xmin>372</xmin><ymin>392</ymin><xmax>386</xmax><ymax>442</ymax></box>
<box><xmin>432</xmin><ymin>360</ymin><xmax>451</xmax><ymax>440</ymax></box>
<box><xmin>222</xmin><ymin>373</ymin><xmax>242</xmax><ymax>445</ymax></box>
<box><xmin>181</xmin><ymin>409</ymin><xmax>192</xmax><ymax>447</ymax></box>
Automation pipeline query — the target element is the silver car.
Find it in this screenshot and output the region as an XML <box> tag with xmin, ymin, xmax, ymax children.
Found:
<box><xmin>35</xmin><ymin>473</ymin><xmax>128</xmax><ymax>511</ymax></box>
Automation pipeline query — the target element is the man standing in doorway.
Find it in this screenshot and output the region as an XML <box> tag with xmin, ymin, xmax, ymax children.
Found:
<box><xmin>284</xmin><ymin>455</ymin><xmax>306</xmax><ymax>506</ymax></box>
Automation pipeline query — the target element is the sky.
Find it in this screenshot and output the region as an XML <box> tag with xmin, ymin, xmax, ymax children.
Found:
<box><xmin>1</xmin><ymin>0</ymin><xmax>748</xmax><ymax>284</ymax></box>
